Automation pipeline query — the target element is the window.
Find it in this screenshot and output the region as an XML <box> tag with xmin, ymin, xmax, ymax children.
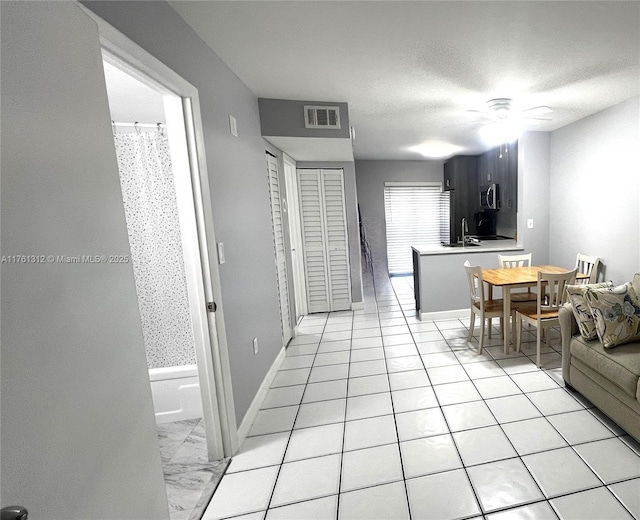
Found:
<box><xmin>384</xmin><ymin>182</ymin><xmax>450</xmax><ymax>275</ymax></box>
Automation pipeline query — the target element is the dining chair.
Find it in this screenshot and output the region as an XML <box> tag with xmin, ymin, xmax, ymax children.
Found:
<box><xmin>575</xmin><ymin>253</ymin><xmax>600</xmax><ymax>284</ymax></box>
<box><xmin>497</xmin><ymin>253</ymin><xmax>537</xmax><ymax>302</ymax></box>
<box><xmin>515</xmin><ymin>268</ymin><xmax>578</xmax><ymax>368</ymax></box>
<box><xmin>464</xmin><ymin>261</ymin><xmax>507</xmax><ymax>354</ymax></box>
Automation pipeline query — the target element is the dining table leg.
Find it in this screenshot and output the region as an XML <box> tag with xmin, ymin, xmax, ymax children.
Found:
<box><xmin>503</xmin><ymin>287</ymin><xmax>511</xmax><ymax>354</ymax></box>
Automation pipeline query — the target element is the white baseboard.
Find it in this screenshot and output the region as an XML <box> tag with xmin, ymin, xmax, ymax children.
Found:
<box><xmin>236</xmin><ymin>346</ymin><xmax>286</xmax><ymax>448</ymax></box>
<box><xmin>420</xmin><ymin>308</ymin><xmax>470</xmax><ymax>321</ymax></box>
<box><xmin>351</xmin><ymin>301</ymin><xmax>365</xmax><ymax>310</ymax></box>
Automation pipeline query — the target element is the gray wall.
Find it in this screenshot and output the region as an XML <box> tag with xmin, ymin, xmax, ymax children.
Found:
<box><xmin>85</xmin><ymin>1</ymin><xmax>284</xmax><ymax>426</ymax></box>
<box><xmin>416</xmin><ymin>248</ymin><xmax>535</xmax><ymax>313</ymax></box>
<box><xmin>1</xmin><ymin>2</ymin><xmax>168</xmax><ymax>517</ymax></box>
<box><xmin>549</xmin><ymin>96</ymin><xmax>640</xmax><ymax>284</ymax></box>
<box><xmin>517</xmin><ymin>131</ymin><xmax>551</xmax><ymax>265</ymax></box>
<box><xmin>259</xmin><ymin>98</ymin><xmax>350</xmax><ymax>139</ymax></box>
<box><xmin>355</xmin><ymin>160</ymin><xmax>445</xmax><ymax>273</ymax></box>
<box><xmin>297</xmin><ymin>161</ymin><xmax>363</xmax><ymax>303</ymax></box>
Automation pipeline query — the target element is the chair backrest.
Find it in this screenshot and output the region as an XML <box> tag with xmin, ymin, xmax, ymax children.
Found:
<box><xmin>537</xmin><ymin>268</ymin><xmax>578</xmax><ymax>313</ymax></box>
<box><xmin>575</xmin><ymin>253</ymin><xmax>600</xmax><ymax>284</ymax></box>
<box><xmin>498</xmin><ymin>253</ymin><xmax>532</xmax><ymax>268</ymax></box>
<box><xmin>464</xmin><ymin>262</ymin><xmax>485</xmax><ymax>308</ymax></box>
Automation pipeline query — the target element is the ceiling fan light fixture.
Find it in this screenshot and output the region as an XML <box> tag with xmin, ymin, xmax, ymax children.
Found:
<box><xmin>480</xmin><ymin>119</ymin><xmax>522</xmax><ymax>147</ymax></box>
<box><xmin>409</xmin><ymin>141</ymin><xmax>463</xmax><ymax>159</ymax></box>
<box><xmin>486</xmin><ymin>98</ymin><xmax>514</xmax><ymax>120</ymax></box>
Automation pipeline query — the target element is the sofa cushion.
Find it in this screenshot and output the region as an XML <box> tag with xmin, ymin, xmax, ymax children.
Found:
<box><xmin>585</xmin><ymin>283</ymin><xmax>640</xmax><ymax>348</ymax></box>
<box><xmin>566</xmin><ymin>282</ymin><xmax>613</xmax><ymax>340</ymax></box>
<box><xmin>569</xmin><ymin>335</ymin><xmax>640</xmax><ymax>399</ymax></box>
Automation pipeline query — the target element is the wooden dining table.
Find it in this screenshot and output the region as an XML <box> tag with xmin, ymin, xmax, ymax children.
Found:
<box><xmin>480</xmin><ymin>265</ymin><xmax>588</xmax><ymax>352</ymax></box>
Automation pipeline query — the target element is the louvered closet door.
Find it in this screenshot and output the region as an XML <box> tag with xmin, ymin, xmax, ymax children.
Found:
<box><xmin>298</xmin><ymin>169</ymin><xmax>352</xmax><ymax>313</ymax></box>
<box><xmin>298</xmin><ymin>170</ymin><xmax>330</xmax><ymax>313</ymax></box>
<box><xmin>322</xmin><ymin>170</ymin><xmax>351</xmax><ymax>311</ymax></box>
<box><xmin>266</xmin><ymin>154</ymin><xmax>292</xmax><ymax>344</ymax></box>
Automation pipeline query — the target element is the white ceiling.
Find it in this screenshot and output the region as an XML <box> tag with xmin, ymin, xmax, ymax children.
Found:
<box><xmin>169</xmin><ymin>1</ymin><xmax>640</xmax><ymax>160</ymax></box>
<box><xmin>103</xmin><ymin>61</ymin><xmax>166</xmax><ymax>124</ymax></box>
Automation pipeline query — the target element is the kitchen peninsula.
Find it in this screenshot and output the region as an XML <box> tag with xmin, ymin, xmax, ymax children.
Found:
<box><xmin>412</xmin><ymin>240</ymin><xmax>523</xmax><ymax>319</ymax></box>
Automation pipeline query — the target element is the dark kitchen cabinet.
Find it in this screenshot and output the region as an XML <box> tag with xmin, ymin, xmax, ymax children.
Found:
<box><xmin>477</xmin><ymin>141</ymin><xmax>518</xmax><ymax>237</ymax></box>
<box><xmin>444</xmin><ymin>155</ymin><xmax>478</xmax><ymax>243</ymax></box>
<box><xmin>443</xmin><ymin>163</ymin><xmax>455</xmax><ymax>191</ymax></box>
<box><xmin>503</xmin><ymin>141</ymin><xmax>518</xmax><ymax>215</ymax></box>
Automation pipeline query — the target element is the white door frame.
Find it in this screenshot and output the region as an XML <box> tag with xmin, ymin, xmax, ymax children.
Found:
<box><xmin>266</xmin><ymin>152</ymin><xmax>293</xmax><ymax>345</ymax></box>
<box><xmin>283</xmin><ymin>154</ymin><xmax>307</xmax><ymax>320</ymax></box>
<box><xmin>82</xmin><ymin>6</ymin><xmax>238</xmax><ymax>457</ymax></box>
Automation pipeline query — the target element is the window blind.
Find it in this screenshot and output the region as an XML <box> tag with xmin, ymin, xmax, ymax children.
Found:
<box><xmin>384</xmin><ymin>184</ymin><xmax>450</xmax><ymax>275</ymax></box>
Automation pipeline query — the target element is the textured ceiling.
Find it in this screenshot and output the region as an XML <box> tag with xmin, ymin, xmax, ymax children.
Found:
<box><xmin>169</xmin><ymin>1</ymin><xmax>640</xmax><ymax>160</ymax></box>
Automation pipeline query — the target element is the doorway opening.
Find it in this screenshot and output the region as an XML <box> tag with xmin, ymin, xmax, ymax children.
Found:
<box><xmin>102</xmin><ymin>57</ymin><xmax>227</xmax><ymax>519</ymax></box>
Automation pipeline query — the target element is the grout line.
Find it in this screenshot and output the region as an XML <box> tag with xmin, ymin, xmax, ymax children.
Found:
<box><xmin>263</xmin><ymin>313</ymin><xmax>330</xmax><ymax>513</ymax></box>
<box><xmin>335</xmin><ymin>309</ymin><xmax>354</xmax><ymax>520</ymax></box>
<box><xmin>374</xmin><ymin>269</ymin><xmax>414</xmax><ymax>520</ymax></box>
<box><xmin>389</xmin><ymin>275</ymin><xmax>485</xmax><ymax>518</ymax></box>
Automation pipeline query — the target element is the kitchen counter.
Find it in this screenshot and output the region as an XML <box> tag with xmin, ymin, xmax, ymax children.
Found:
<box><xmin>412</xmin><ymin>239</ymin><xmax>521</xmax><ymax>256</ymax></box>
<box><xmin>411</xmin><ymin>240</ymin><xmax>525</xmax><ymax>319</ymax></box>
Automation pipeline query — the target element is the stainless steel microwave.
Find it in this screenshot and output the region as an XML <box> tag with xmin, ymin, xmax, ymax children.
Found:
<box><xmin>480</xmin><ymin>184</ymin><xmax>499</xmax><ymax>210</ymax></box>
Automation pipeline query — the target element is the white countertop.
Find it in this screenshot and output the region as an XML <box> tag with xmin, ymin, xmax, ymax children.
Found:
<box><xmin>412</xmin><ymin>240</ymin><xmax>522</xmax><ymax>255</ymax></box>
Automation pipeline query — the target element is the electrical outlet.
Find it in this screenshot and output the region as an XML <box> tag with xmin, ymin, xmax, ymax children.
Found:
<box><xmin>252</xmin><ymin>337</ymin><xmax>258</xmax><ymax>355</ymax></box>
<box><xmin>527</xmin><ymin>219</ymin><xmax>534</xmax><ymax>229</ymax></box>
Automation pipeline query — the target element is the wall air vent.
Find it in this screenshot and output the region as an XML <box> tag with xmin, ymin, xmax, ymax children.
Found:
<box><xmin>304</xmin><ymin>105</ymin><xmax>341</xmax><ymax>129</ymax></box>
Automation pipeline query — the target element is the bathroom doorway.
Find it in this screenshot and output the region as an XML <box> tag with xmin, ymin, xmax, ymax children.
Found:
<box><xmin>102</xmin><ymin>54</ymin><xmax>229</xmax><ymax>517</ymax></box>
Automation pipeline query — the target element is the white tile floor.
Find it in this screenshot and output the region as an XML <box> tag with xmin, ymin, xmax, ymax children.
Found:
<box><xmin>203</xmin><ymin>271</ymin><xmax>640</xmax><ymax>520</ymax></box>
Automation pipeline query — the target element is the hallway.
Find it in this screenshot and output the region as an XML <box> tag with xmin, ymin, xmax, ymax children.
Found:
<box><xmin>203</xmin><ymin>269</ymin><xmax>640</xmax><ymax>520</ymax></box>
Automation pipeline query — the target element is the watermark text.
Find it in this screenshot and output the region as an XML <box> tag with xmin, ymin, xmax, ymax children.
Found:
<box><xmin>1</xmin><ymin>254</ymin><xmax>130</xmax><ymax>264</ymax></box>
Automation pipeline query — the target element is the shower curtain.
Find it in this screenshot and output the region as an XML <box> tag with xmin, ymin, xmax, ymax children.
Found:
<box><xmin>113</xmin><ymin>128</ymin><xmax>196</xmax><ymax>369</ymax></box>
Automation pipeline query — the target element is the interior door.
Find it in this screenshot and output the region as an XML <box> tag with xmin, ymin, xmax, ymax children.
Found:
<box><xmin>298</xmin><ymin>168</ymin><xmax>352</xmax><ymax>313</ymax></box>
<box><xmin>266</xmin><ymin>153</ymin><xmax>293</xmax><ymax>344</ymax></box>
<box><xmin>298</xmin><ymin>169</ymin><xmax>331</xmax><ymax>313</ymax></box>
<box><xmin>283</xmin><ymin>155</ymin><xmax>307</xmax><ymax>320</ymax></box>
<box><xmin>321</xmin><ymin>170</ymin><xmax>352</xmax><ymax>311</ymax></box>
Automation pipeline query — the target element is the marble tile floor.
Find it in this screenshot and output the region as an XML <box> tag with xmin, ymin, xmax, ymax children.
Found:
<box><xmin>157</xmin><ymin>418</ymin><xmax>229</xmax><ymax>520</ymax></box>
<box><xmin>203</xmin><ymin>268</ymin><xmax>640</xmax><ymax>520</ymax></box>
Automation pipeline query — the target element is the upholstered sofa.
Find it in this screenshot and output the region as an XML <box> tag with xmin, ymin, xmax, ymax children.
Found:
<box><xmin>560</xmin><ymin>300</ymin><xmax>640</xmax><ymax>442</ymax></box>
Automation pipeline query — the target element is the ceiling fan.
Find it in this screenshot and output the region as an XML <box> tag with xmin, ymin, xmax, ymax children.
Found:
<box><xmin>468</xmin><ymin>98</ymin><xmax>553</xmax><ymax>124</ymax></box>
<box><xmin>467</xmin><ymin>98</ymin><xmax>553</xmax><ymax>155</ymax></box>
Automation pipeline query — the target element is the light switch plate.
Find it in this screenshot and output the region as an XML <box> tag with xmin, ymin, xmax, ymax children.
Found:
<box><xmin>229</xmin><ymin>114</ymin><xmax>238</xmax><ymax>137</ymax></box>
<box><xmin>217</xmin><ymin>242</ymin><xmax>225</xmax><ymax>264</ymax></box>
<box><xmin>527</xmin><ymin>219</ymin><xmax>534</xmax><ymax>229</ymax></box>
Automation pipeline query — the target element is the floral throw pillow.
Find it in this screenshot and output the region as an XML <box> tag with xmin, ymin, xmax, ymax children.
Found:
<box><xmin>566</xmin><ymin>282</ymin><xmax>614</xmax><ymax>340</ymax></box>
<box><xmin>632</xmin><ymin>273</ymin><xmax>640</xmax><ymax>298</ymax></box>
<box><xmin>584</xmin><ymin>282</ymin><xmax>640</xmax><ymax>348</ymax></box>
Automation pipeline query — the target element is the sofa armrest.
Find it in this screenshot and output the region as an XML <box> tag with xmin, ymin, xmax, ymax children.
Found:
<box><xmin>559</xmin><ymin>303</ymin><xmax>577</xmax><ymax>384</ymax></box>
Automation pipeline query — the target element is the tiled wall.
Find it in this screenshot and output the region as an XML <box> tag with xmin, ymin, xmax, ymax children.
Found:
<box><xmin>115</xmin><ymin>130</ymin><xmax>196</xmax><ymax>369</ymax></box>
